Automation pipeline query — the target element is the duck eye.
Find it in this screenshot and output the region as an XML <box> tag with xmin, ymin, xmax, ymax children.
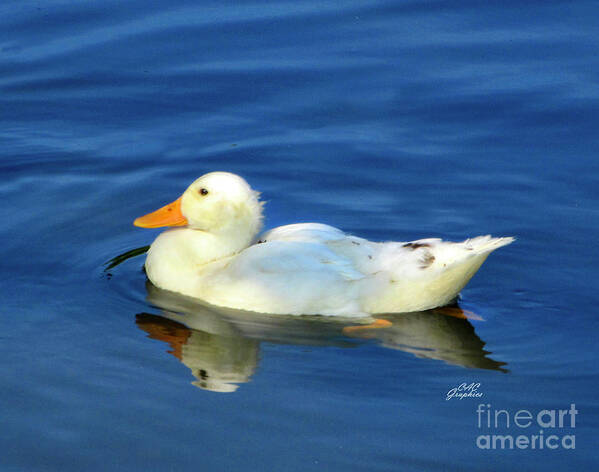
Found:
<box><xmin>199</xmin><ymin>188</ymin><xmax>209</xmax><ymax>196</ymax></box>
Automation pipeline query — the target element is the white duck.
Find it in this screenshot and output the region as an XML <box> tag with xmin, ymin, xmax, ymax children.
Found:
<box><xmin>134</xmin><ymin>172</ymin><xmax>513</xmax><ymax>317</ymax></box>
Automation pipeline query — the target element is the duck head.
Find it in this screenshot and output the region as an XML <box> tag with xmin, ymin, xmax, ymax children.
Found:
<box><xmin>134</xmin><ymin>172</ymin><xmax>264</xmax><ymax>239</ymax></box>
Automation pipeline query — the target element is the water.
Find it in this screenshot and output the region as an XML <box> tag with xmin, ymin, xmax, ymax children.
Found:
<box><xmin>2</xmin><ymin>1</ymin><xmax>598</xmax><ymax>470</ymax></box>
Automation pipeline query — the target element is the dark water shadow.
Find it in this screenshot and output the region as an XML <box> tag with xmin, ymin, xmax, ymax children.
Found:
<box><xmin>135</xmin><ymin>281</ymin><xmax>507</xmax><ymax>393</ymax></box>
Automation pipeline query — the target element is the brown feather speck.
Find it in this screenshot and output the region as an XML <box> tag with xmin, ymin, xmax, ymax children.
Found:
<box><xmin>403</xmin><ymin>242</ymin><xmax>431</xmax><ymax>249</ymax></box>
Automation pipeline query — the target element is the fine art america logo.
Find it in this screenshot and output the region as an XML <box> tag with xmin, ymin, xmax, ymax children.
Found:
<box><xmin>475</xmin><ymin>404</ymin><xmax>577</xmax><ymax>450</ymax></box>
<box><xmin>446</xmin><ymin>382</ymin><xmax>483</xmax><ymax>400</ymax></box>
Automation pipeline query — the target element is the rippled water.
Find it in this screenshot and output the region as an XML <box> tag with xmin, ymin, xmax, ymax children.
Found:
<box><xmin>2</xmin><ymin>1</ymin><xmax>598</xmax><ymax>470</ymax></box>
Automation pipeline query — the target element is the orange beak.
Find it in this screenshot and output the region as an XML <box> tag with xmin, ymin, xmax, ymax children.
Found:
<box><xmin>134</xmin><ymin>197</ymin><xmax>188</xmax><ymax>228</ymax></box>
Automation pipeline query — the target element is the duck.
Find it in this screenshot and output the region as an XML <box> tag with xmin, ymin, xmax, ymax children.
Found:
<box><xmin>134</xmin><ymin>171</ymin><xmax>513</xmax><ymax>317</ymax></box>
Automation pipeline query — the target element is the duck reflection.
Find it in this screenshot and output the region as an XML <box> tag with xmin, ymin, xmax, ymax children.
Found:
<box><xmin>136</xmin><ymin>282</ymin><xmax>507</xmax><ymax>392</ymax></box>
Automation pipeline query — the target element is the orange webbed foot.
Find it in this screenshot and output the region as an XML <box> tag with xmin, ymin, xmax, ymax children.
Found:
<box><xmin>434</xmin><ymin>306</ymin><xmax>484</xmax><ymax>321</ymax></box>
<box><xmin>342</xmin><ymin>318</ymin><xmax>392</xmax><ymax>336</ymax></box>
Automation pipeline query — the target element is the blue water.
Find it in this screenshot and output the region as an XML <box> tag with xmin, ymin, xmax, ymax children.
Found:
<box><xmin>2</xmin><ymin>1</ymin><xmax>598</xmax><ymax>470</ymax></box>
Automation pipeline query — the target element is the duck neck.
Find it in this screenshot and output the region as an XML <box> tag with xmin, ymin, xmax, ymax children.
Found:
<box><xmin>144</xmin><ymin>208</ymin><xmax>263</xmax><ymax>296</ymax></box>
<box><xmin>172</xmin><ymin>226</ymin><xmax>256</xmax><ymax>265</ymax></box>
<box><xmin>176</xmin><ymin>200</ymin><xmax>263</xmax><ymax>266</ymax></box>
<box><xmin>145</xmin><ymin>225</ymin><xmax>257</xmax><ymax>295</ymax></box>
